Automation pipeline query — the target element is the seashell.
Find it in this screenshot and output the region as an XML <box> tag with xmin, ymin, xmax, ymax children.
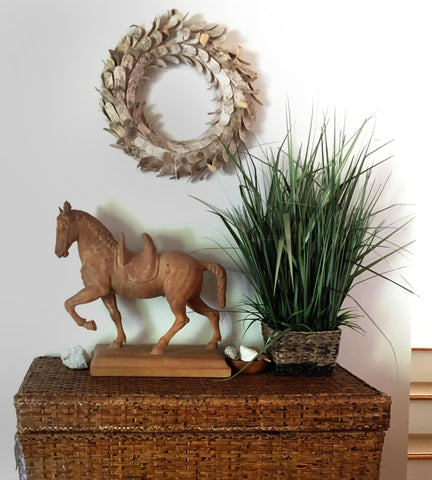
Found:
<box><xmin>224</xmin><ymin>345</ymin><xmax>239</xmax><ymax>360</ymax></box>
<box><xmin>239</xmin><ymin>345</ymin><xmax>258</xmax><ymax>362</ymax></box>
<box><xmin>248</xmin><ymin>346</ymin><xmax>272</xmax><ymax>362</ymax></box>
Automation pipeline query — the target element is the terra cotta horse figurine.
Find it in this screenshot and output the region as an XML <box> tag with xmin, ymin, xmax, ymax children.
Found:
<box><xmin>55</xmin><ymin>201</ymin><xmax>226</xmax><ymax>354</ymax></box>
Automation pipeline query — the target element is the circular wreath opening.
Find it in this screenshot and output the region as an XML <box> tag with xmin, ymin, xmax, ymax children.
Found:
<box><xmin>141</xmin><ymin>63</ymin><xmax>218</xmax><ymax>142</ymax></box>
<box><xmin>100</xmin><ymin>9</ymin><xmax>260</xmax><ymax>179</ymax></box>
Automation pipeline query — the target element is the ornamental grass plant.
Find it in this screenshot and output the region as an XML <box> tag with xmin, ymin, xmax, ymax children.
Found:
<box><xmin>205</xmin><ymin>115</ymin><xmax>413</xmax><ymax>338</ymax></box>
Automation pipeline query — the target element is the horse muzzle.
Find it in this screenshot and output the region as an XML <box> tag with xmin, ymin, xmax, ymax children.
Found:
<box><xmin>55</xmin><ymin>248</ymin><xmax>69</xmax><ymax>258</ymax></box>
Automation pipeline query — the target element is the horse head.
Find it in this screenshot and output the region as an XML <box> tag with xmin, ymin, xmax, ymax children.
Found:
<box><xmin>55</xmin><ymin>201</ymin><xmax>76</xmax><ymax>258</ymax></box>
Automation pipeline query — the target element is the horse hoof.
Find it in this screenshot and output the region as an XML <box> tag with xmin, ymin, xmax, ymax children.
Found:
<box><xmin>109</xmin><ymin>341</ymin><xmax>123</xmax><ymax>349</ymax></box>
<box><xmin>205</xmin><ymin>342</ymin><xmax>218</xmax><ymax>350</ymax></box>
<box><xmin>84</xmin><ymin>320</ymin><xmax>97</xmax><ymax>331</ymax></box>
<box><xmin>150</xmin><ymin>344</ymin><xmax>165</xmax><ymax>355</ymax></box>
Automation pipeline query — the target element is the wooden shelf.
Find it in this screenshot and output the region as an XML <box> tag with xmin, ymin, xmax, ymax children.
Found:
<box><xmin>408</xmin><ymin>434</ymin><xmax>432</xmax><ymax>460</ymax></box>
<box><xmin>410</xmin><ymin>382</ymin><xmax>432</xmax><ymax>400</ymax></box>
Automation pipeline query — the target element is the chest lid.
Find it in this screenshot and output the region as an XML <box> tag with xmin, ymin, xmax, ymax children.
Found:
<box><xmin>15</xmin><ymin>357</ymin><xmax>391</xmax><ymax>435</ymax></box>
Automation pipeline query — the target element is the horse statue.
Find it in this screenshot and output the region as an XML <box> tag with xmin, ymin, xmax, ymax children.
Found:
<box><xmin>55</xmin><ymin>201</ymin><xmax>227</xmax><ymax>355</ymax></box>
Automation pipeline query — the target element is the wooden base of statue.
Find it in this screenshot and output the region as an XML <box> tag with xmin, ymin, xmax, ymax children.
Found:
<box><xmin>90</xmin><ymin>344</ymin><xmax>231</xmax><ymax>378</ymax></box>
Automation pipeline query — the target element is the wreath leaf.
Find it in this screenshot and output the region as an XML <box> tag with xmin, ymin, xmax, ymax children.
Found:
<box><xmin>100</xmin><ymin>9</ymin><xmax>260</xmax><ymax>179</ymax></box>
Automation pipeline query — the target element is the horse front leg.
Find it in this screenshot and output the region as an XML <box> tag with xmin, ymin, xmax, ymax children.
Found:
<box><xmin>101</xmin><ymin>294</ymin><xmax>126</xmax><ymax>348</ymax></box>
<box><xmin>64</xmin><ymin>286</ymin><xmax>107</xmax><ymax>331</ymax></box>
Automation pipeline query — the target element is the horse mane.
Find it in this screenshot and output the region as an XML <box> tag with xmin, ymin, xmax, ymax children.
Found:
<box><xmin>74</xmin><ymin>209</ymin><xmax>117</xmax><ymax>250</ymax></box>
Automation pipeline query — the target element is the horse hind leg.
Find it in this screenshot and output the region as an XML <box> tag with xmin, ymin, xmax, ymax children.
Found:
<box><xmin>151</xmin><ymin>301</ymin><xmax>190</xmax><ymax>355</ymax></box>
<box><xmin>102</xmin><ymin>294</ymin><xmax>126</xmax><ymax>348</ymax></box>
<box><xmin>187</xmin><ymin>296</ymin><xmax>221</xmax><ymax>350</ymax></box>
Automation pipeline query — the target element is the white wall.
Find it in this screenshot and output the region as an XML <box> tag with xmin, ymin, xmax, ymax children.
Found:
<box><xmin>0</xmin><ymin>1</ymin><xmax>429</xmax><ymax>479</ymax></box>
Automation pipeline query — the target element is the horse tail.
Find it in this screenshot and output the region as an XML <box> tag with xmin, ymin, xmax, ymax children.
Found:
<box><xmin>201</xmin><ymin>261</ymin><xmax>227</xmax><ymax>309</ymax></box>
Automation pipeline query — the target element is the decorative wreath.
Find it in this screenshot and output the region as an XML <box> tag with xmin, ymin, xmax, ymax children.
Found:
<box><xmin>100</xmin><ymin>9</ymin><xmax>260</xmax><ymax>179</ymax></box>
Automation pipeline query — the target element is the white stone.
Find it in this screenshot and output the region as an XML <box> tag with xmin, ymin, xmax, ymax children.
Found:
<box><xmin>239</xmin><ymin>345</ymin><xmax>258</xmax><ymax>362</ymax></box>
<box><xmin>61</xmin><ymin>345</ymin><xmax>90</xmax><ymax>369</ymax></box>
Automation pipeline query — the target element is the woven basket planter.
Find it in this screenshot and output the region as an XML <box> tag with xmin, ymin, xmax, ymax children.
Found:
<box><xmin>261</xmin><ymin>324</ymin><xmax>342</xmax><ymax>376</ymax></box>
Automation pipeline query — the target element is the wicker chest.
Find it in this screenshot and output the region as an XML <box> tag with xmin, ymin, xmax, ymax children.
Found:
<box><xmin>15</xmin><ymin>357</ymin><xmax>391</xmax><ymax>479</ymax></box>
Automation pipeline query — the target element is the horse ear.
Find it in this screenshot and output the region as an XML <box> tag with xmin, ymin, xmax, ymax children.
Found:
<box><xmin>58</xmin><ymin>207</ymin><xmax>63</xmax><ymax>213</ymax></box>
<box><xmin>63</xmin><ymin>201</ymin><xmax>72</xmax><ymax>213</ymax></box>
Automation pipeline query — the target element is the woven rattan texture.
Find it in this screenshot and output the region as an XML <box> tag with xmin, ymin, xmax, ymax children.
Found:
<box><xmin>15</xmin><ymin>357</ymin><xmax>391</xmax><ymax>480</ymax></box>
<box><xmin>15</xmin><ymin>357</ymin><xmax>390</xmax><ymax>435</ymax></box>
<box><xmin>261</xmin><ymin>325</ymin><xmax>341</xmax><ymax>368</ymax></box>
<box><xmin>16</xmin><ymin>430</ymin><xmax>385</xmax><ymax>480</ymax></box>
